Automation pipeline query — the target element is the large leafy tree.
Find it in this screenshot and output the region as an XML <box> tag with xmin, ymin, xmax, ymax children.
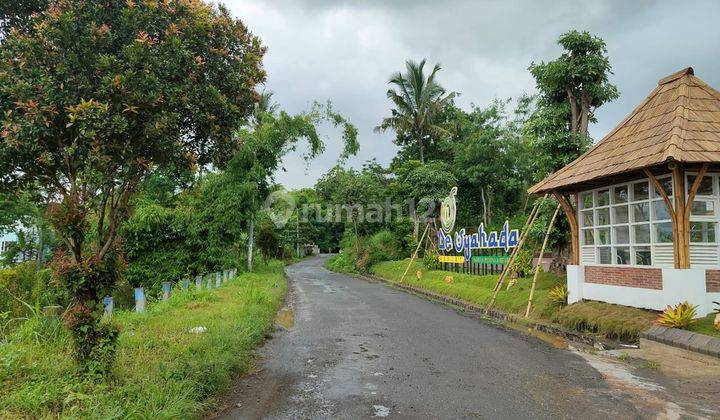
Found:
<box><xmin>526</xmin><ymin>30</ymin><xmax>619</xmax><ymax>176</ymax></box>
<box><xmin>0</xmin><ymin>0</ymin><xmax>265</xmax><ymax>367</ymax></box>
<box><xmin>376</xmin><ymin>59</ymin><xmax>457</xmax><ymax>164</ymax></box>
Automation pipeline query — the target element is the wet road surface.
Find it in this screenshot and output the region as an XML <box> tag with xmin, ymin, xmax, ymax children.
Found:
<box><xmin>214</xmin><ymin>255</ymin><xmax>719</xmax><ymax>419</ymax></box>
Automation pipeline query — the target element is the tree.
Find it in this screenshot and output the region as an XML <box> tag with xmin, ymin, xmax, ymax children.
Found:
<box><xmin>527</xmin><ymin>30</ymin><xmax>619</xmax><ymax>176</ymax></box>
<box><xmin>0</xmin><ymin>0</ymin><xmax>265</xmax><ymax>368</ymax></box>
<box><xmin>0</xmin><ymin>0</ymin><xmax>49</xmax><ymax>37</ymax></box>
<box><xmin>238</xmin><ymin>96</ymin><xmax>358</xmax><ymax>270</ymax></box>
<box><xmin>376</xmin><ymin>59</ymin><xmax>457</xmax><ymax>164</ymax></box>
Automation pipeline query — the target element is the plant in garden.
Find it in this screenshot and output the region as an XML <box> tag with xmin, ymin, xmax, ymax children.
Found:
<box><xmin>548</xmin><ymin>284</ymin><xmax>569</xmax><ymax>306</ymax></box>
<box><xmin>0</xmin><ymin>0</ymin><xmax>265</xmax><ymax>369</ymax></box>
<box><xmin>657</xmin><ymin>301</ymin><xmax>698</xmax><ymax>329</ymax></box>
<box><xmin>510</xmin><ymin>249</ymin><xmax>533</xmax><ymax>278</ymax></box>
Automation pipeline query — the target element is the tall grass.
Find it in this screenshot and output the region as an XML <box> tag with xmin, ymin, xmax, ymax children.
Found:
<box><xmin>0</xmin><ymin>261</ymin><xmax>287</xmax><ymax>419</ymax></box>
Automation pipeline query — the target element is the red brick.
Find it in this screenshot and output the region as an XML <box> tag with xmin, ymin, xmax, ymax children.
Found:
<box><xmin>585</xmin><ymin>266</ymin><xmax>662</xmax><ymax>290</ymax></box>
<box><xmin>706</xmin><ymin>270</ymin><xmax>720</xmax><ymax>292</ymax></box>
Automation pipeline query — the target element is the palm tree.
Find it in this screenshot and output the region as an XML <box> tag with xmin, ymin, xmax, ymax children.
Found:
<box><xmin>376</xmin><ymin>59</ymin><xmax>457</xmax><ymax>164</ymax></box>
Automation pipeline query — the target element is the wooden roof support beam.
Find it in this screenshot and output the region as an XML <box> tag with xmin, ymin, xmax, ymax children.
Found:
<box><xmin>645</xmin><ymin>167</ymin><xmax>679</xmax><ymax>268</ymax></box>
<box><xmin>552</xmin><ymin>190</ymin><xmax>579</xmax><ymax>265</ymax></box>
<box><xmin>682</xmin><ymin>163</ymin><xmax>710</xmax><ymax>269</ymax></box>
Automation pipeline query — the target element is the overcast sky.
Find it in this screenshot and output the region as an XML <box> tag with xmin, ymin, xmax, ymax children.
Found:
<box><xmin>221</xmin><ymin>0</ymin><xmax>720</xmax><ymax>190</ymax></box>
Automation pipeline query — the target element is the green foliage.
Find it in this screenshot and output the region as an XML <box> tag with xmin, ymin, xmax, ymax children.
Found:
<box><xmin>548</xmin><ymin>284</ymin><xmax>569</xmax><ymax>306</ymax></box>
<box><xmin>526</xmin><ymin>29</ymin><xmax>619</xmax><ymax>178</ymax></box>
<box><xmin>0</xmin><ymin>262</ymin><xmax>64</xmax><ymax>319</ymax></box>
<box><xmin>256</xmin><ymin>217</ymin><xmax>281</xmax><ymax>261</ymax></box>
<box><xmin>422</xmin><ymin>250</ymin><xmax>441</xmax><ymax>270</ymax></box>
<box><xmin>510</xmin><ymin>249</ymin><xmax>533</xmax><ymax>278</ymax></box>
<box><xmin>376</xmin><ymin>59</ymin><xmax>457</xmax><ymax>164</ymax></box>
<box><xmin>0</xmin><ymin>261</ymin><xmax>286</xmax><ymax>418</ymax></box>
<box><xmin>657</xmin><ymin>301</ymin><xmax>699</xmax><ymax>329</ymax></box>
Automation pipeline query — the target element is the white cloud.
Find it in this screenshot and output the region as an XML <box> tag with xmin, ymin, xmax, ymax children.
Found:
<box><xmin>221</xmin><ymin>0</ymin><xmax>720</xmax><ymax>189</ymax></box>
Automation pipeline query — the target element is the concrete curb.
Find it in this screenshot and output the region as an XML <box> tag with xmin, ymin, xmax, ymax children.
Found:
<box><xmin>363</xmin><ymin>274</ymin><xmax>616</xmax><ymax>349</ymax></box>
<box><xmin>641</xmin><ymin>325</ymin><xmax>720</xmax><ymax>359</ymax></box>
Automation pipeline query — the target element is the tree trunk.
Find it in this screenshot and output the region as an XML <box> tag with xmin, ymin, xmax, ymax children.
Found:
<box><xmin>566</xmin><ymin>87</ymin><xmax>579</xmax><ymax>133</ymax></box>
<box><xmin>579</xmin><ymin>90</ymin><xmax>591</xmax><ymax>136</ymax></box>
<box><xmin>413</xmin><ymin>216</ymin><xmax>420</xmax><ymax>242</ymax></box>
<box><xmin>480</xmin><ymin>186</ymin><xmax>488</xmax><ymax>226</ymax></box>
<box><xmin>247</xmin><ymin>217</ymin><xmax>254</xmax><ymax>272</ymax></box>
<box><xmin>418</xmin><ymin>137</ymin><xmax>425</xmax><ymax>164</ymax></box>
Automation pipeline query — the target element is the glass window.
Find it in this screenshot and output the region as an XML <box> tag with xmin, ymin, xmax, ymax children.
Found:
<box><xmin>652</xmin><ymin>177</ymin><xmax>673</xmax><ymax>198</ymax></box>
<box><xmin>652</xmin><ymin>200</ymin><xmax>672</xmax><ymax>221</ymax></box>
<box><xmin>634</xmin><ymin>224</ymin><xmax>651</xmax><ymax>244</ymax></box>
<box><xmin>596</xmin><ymin>208</ymin><xmax>610</xmax><ymax>226</ymax></box>
<box><xmin>690</xmin><ymin>200</ymin><xmax>715</xmax><ymax>217</ymax></box>
<box><xmin>613</xmin><ymin>186</ymin><xmax>628</xmax><ymax>204</ymax></box>
<box><xmin>598</xmin><ymin>247</ymin><xmax>611</xmax><ymax>264</ymax></box>
<box><xmin>581</xmin><ymin>192</ymin><xmax>593</xmax><ymax>209</ymax></box>
<box><xmin>615</xmin><ymin>247</ymin><xmax>630</xmax><ymax>265</ymax></box>
<box><xmin>582</xmin><ymin>229</ymin><xmax>594</xmax><ymax>246</ymax></box>
<box><xmin>614</xmin><ymin>226</ymin><xmax>630</xmax><ymax>244</ymax></box>
<box><xmin>597</xmin><ymin>228</ymin><xmax>610</xmax><ymax>245</ymax></box>
<box><xmin>582</xmin><ymin>210</ymin><xmax>593</xmax><ymax>227</ymax></box>
<box><xmin>687</xmin><ymin>175</ymin><xmax>713</xmax><ymax>196</ymax></box>
<box><xmin>633</xmin><ymin>182</ymin><xmax>649</xmax><ymax>201</ymax></box>
<box><xmin>633</xmin><ymin>202</ymin><xmax>650</xmax><ymax>222</ymax></box>
<box><xmin>635</xmin><ymin>247</ymin><xmax>651</xmax><ymax>265</ymax></box>
<box><xmin>597</xmin><ymin>189</ymin><xmax>610</xmax><ymax>207</ymax></box>
<box><xmin>654</xmin><ymin>222</ymin><xmax>674</xmax><ymax>243</ymax></box>
<box><xmin>690</xmin><ymin>221</ymin><xmax>717</xmax><ymax>243</ymax></box>
<box><xmin>613</xmin><ymin>205</ymin><xmax>629</xmax><ymax>223</ymax></box>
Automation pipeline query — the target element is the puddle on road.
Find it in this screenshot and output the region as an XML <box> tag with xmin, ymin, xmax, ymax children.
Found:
<box><xmin>275</xmin><ymin>308</ymin><xmax>295</xmax><ymax>330</ymax></box>
<box><xmin>504</xmin><ymin>321</ymin><xmax>568</xmax><ymax>349</ymax></box>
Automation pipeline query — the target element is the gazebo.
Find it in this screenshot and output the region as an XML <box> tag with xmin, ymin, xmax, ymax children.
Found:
<box><xmin>529</xmin><ymin>67</ymin><xmax>720</xmax><ymax>316</ymax></box>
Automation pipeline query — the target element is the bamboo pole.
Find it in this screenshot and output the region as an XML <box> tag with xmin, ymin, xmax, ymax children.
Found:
<box><xmin>400</xmin><ymin>222</ymin><xmax>430</xmax><ymax>283</ymax></box>
<box><xmin>525</xmin><ymin>203</ymin><xmax>561</xmax><ymax>318</ymax></box>
<box><xmin>486</xmin><ymin>194</ymin><xmax>547</xmax><ymax>312</ymax></box>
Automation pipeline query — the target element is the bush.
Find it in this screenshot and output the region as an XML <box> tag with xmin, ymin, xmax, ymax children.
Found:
<box><xmin>423</xmin><ymin>251</ymin><xmax>441</xmax><ymax>270</ymax></box>
<box><xmin>657</xmin><ymin>301</ymin><xmax>698</xmax><ymax>329</ymax></box>
<box><xmin>0</xmin><ymin>262</ymin><xmax>66</xmax><ymax>319</ymax></box>
<box><xmin>510</xmin><ymin>249</ymin><xmax>532</xmax><ymax>278</ymax></box>
<box><xmin>548</xmin><ymin>284</ymin><xmax>568</xmax><ymax>306</ymax></box>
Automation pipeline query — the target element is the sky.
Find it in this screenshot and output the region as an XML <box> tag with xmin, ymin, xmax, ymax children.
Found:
<box><xmin>221</xmin><ymin>0</ymin><xmax>720</xmax><ymax>190</ymax></box>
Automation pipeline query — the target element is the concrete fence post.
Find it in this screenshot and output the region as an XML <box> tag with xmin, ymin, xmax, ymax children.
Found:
<box><xmin>103</xmin><ymin>296</ymin><xmax>114</xmax><ymax>317</ymax></box>
<box><xmin>215</xmin><ymin>272</ymin><xmax>222</xmax><ymax>287</ymax></box>
<box><xmin>162</xmin><ymin>282</ymin><xmax>172</xmax><ymax>301</ymax></box>
<box><xmin>206</xmin><ymin>274</ymin><xmax>213</xmax><ymax>290</ymax></box>
<box><xmin>195</xmin><ymin>275</ymin><xmax>202</xmax><ymax>291</ymax></box>
<box><xmin>182</xmin><ymin>278</ymin><xmax>190</xmax><ymax>290</ymax></box>
<box><xmin>134</xmin><ymin>287</ymin><xmax>146</xmax><ymax>312</ymax></box>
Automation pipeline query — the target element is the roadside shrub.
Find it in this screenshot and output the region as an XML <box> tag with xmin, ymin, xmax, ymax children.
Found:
<box><xmin>510</xmin><ymin>249</ymin><xmax>533</xmax><ymax>278</ymax></box>
<box><xmin>657</xmin><ymin>301</ymin><xmax>698</xmax><ymax>329</ymax></box>
<box><xmin>548</xmin><ymin>284</ymin><xmax>568</xmax><ymax>306</ymax></box>
<box><xmin>0</xmin><ymin>263</ymin><xmax>66</xmax><ymax>318</ymax></box>
<box><xmin>423</xmin><ymin>251</ymin><xmax>440</xmax><ymax>270</ymax></box>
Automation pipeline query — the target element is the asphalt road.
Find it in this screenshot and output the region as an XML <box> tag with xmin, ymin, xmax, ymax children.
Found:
<box><xmin>214</xmin><ymin>255</ymin><xmax>714</xmax><ymax>419</ymax></box>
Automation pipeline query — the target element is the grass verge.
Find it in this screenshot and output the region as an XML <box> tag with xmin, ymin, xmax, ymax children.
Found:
<box><xmin>0</xmin><ymin>260</ymin><xmax>287</xmax><ymax>419</ymax></box>
<box><xmin>366</xmin><ymin>259</ymin><xmax>659</xmax><ymax>341</ymax></box>
<box><xmin>688</xmin><ymin>313</ymin><xmax>720</xmax><ymax>338</ymax></box>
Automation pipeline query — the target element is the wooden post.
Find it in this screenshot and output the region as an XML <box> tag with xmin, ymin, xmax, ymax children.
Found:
<box><xmin>400</xmin><ymin>223</ymin><xmax>430</xmax><ymax>283</ymax></box>
<box><xmin>486</xmin><ymin>194</ymin><xmax>546</xmax><ymax>312</ymax></box>
<box><xmin>525</xmin><ymin>203</ymin><xmax>561</xmax><ymax>318</ymax></box>
<box><xmin>681</xmin><ymin>163</ymin><xmax>709</xmax><ymax>268</ymax></box>
<box><xmin>552</xmin><ymin>191</ymin><xmax>579</xmax><ymax>265</ymax></box>
<box><xmin>645</xmin><ymin>167</ymin><xmax>678</xmax><ymax>268</ymax></box>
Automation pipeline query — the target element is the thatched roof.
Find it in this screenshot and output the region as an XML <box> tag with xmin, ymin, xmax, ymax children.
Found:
<box><xmin>529</xmin><ymin>67</ymin><xmax>720</xmax><ymax>194</ymax></box>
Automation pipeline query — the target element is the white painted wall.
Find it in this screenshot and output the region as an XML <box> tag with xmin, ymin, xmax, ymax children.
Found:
<box><xmin>566</xmin><ymin>265</ymin><xmax>718</xmax><ymax>316</ymax></box>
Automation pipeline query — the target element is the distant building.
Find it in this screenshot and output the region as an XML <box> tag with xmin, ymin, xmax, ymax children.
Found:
<box><xmin>0</xmin><ymin>230</ymin><xmax>18</xmax><ymax>263</ymax></box>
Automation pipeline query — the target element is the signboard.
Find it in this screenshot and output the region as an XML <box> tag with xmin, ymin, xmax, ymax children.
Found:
<box><xmin>440</xmin><ymin>186</ymin><xmax>457</xmax><ymax>233</ymax></box>
<box><xmin>438</xmin><ymin>255</ymin><xmax>465</xmax><ymax>264</ymax></box>
<box><xmin>436</xmin><ymin>187</ymin><xmax>519</xmax><ymax>263</ymax></box>
<box><xmin>470</xmin><ymin>255</ymin><xmax>510</xmax><ymax>265</ymax></box>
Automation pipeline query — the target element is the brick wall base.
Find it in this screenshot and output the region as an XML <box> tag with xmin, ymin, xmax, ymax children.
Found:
<box><xmin>706</xmin><ymin>270</ymin><xmax>720</xmax><ymax>293</ymax></box>
<box><xmin>585</xmin><ymin>266</ymin><xmax>663</xmax><ymax>290</ymax></box>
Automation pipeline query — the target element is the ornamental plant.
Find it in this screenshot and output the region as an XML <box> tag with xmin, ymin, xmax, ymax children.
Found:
<box><xmin>0</xmin><ymin>0</ymin><xmax>265</xmax><ymax>369</ymax></box>
<box><xmin>548</xmin><ymin>284</ymin><xmax>568</xmax><ymax>306</ymax></box>
<box><xmin>657</xmin><ymin>301</ymin><xmax>698</xmax><ymax>329</ymax></box>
